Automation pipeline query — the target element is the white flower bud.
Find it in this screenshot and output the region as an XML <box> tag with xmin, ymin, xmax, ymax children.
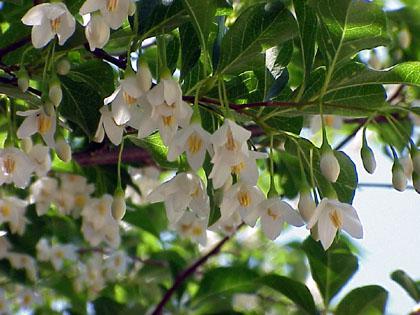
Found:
<box><xmin>18</xmin><ymin>75</ymin><xmax>29</xmax><ymax>93</ymax></box>
<box><xmin>398</xmin><ymin>29</ymin><xmax>411</xmax><ymax>49</ymax></box>
<box><xmin>361</xmin><ymin>145</ymin><xmax>376</xmax><ymax>174</ymax></box>
<box><xmin>21</xmin><ymin>137</ymin><xmax>33</xmax><ymax>153</ymax></box>
<box><xmin>320</xmin><ymin>150</ymin><xmax>340</xmax><ymax>183</ymax></box>
<box><xmin>298</xmin><ymin>190</ymin><xmax>316</xmax><ymax>223</ymax></box>
<box><xmin>112</xmin><ymin>190</ymin><xmax>126</xmax><ymax>221</ymax></box>
<box><xmin>411</xmin><ymin>151</ymin><xmax>420</xmax><ymax>175</ymax></box>
<box><xmin>413</xmin><ymin>172</ymin><xmax>420</xmax><ymax>194</ymax></box>
<box><xmin>392</xmin><ymin>162</ymin><xmax>407</xmax><ymax>192</ymax></box>
<box><xmin>56</xmin><ymin>58</ymin><xmax>71</xmax><ymax>75</ymax></box>
<box><xmin>55</xmin><ymin>139</ymin><xmax>72</xmax><ymax>162</ymax></box>
<box><xmin>49</xmin><ymin>81</ymin><xmax>63</xmax><ymax>107</ymax></box>
<box><xmin>137</xmin><ymin>63</ymin><xmax>152</xmax><ymax>92</ymax></box>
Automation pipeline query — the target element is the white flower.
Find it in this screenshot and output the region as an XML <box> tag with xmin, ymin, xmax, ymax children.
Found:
<box><xmin>94</xmin><ymin>105</ymin><xmax>124</xmax><ymax>145</ymax></box>
<box><xmin>0</xmin><ymin>147</ymin><xmax>35</xmax><ymax>188</ymax></box>
<box><xmin>210</xmin><ymin>150</ymin><xmax>267</xmax><ymax>189</ymax></box>
<box><xmin>307</xmin><ymin>198</ymin><xmax>363</xmax><ymax>250</ymax></box>
<box><xmin>36</xmin><ymin>238</ymin><xmax>51</xmax><ymax>261</ymax></box>
<box><xmin>7</xmin><ymin>253</ymin><xmax>38</xmax><ymax>281</ymax></box>
<box><xmin>28</xmin><ymin>144</ymin><xmax>51</xmax><ymax>176</ymax></box>
<box><xmin>80</xmin><ymin>0</ymin><xmax>135</xmax><ymax>30</ymax></box>
<box><xmin>146</xmin><ymin>78</ymin><xmax>193</xmax><ymax>145</ymax></box>
<box><xmin>209</xmin><ymin>211</ymin><xmax>242</xmax><ymax>236</ymax></box>
<box><xmin>82</xmin><ymin>194</ymin><xmax>113</xmax><ymax>230</ymax></box>
<box><xmin>259</xmin><ymin>198</ymin><xmax>304</xmax><ymax>240</ymax></box>
<box><xmin>50</xmin><ymin>243</ymin><xmax>77</xmax><ymax>271</ymax></box>
<box><xmin>175</xmin><ymin>211</ymin><xmax>208</xmax><ymax>246</ymax></box>
<box><xmin>18</xmin><ymin>288</ymin><xmax>41</xmax><ymax>309</ymax></box>
<box><xmin>209</xmin><ymin>119</ymin><xmax>252</xmax><ymax>188</ymax></box>
<box><xmin>82</xmin><ymin>216</ymin><xmax>120</xmax><ymax>248</ymax></box>
<box><xmin>320</xmin><ymin>150</ymin><xmax>340</xmax><ymax>183</ymax></box>
<box><xmin>128</xmin><ymin>166</ymin><xmax>160</xmax><ymax>199</ymax></box>
<box><xmin>310</xmin><ymin>115</ymin><xmax>343</xmax><ymax>134</ymax></box>
<box><xmin>167</xmin><ymin>123</ymin><xmax>212</xmax><ymax>171</ymax></box>
<box><xmin>83</xmin><ymin>13</ymin><xmax>110</xmax><ymax>51</ymax></box>
<box><xmin>297</xmin><ymin>190</ymin><xmax>316</xmax><ymax>223</ymax></box>
<box><xmin>22</xmin><ymin>3</ymin><xmax>75</xmax><ymax>48</ymax></box>
<box><xmin>220</xmin><ymin>182</ymin><xmax>265</xmax><ymax>227</ymax></box>
<box><xmin>147</xmin><ymin>172</ymin><xmax>210</xmax><ymax>226</ymax></box>
<box><xmin>104</xmin><ymin>74</ymin><xmax>148</xmax><ymax>125</ymax></box>
<box><xmin>0</xmin><ymin>197</ymin><xmax>28</xmax><ymax>236</ymax></box>
<box><xmin>111</xmin><ymin>190</ymin><xmax>126</xmax><ymax>221</ymax></box>
<box><xmin>17</xmin><ymin>107</ymin><xmax>56</xmax><ymax>148</ymax></box>
<box><xmin>104</xmin><ymin>250</ymin><xmax>129</xmax><ymax>280</ymax></box>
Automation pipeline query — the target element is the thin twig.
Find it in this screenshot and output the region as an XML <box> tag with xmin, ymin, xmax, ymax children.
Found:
<box><xmin>151</xmin><ymin>225</ymin><xmax>243</xmax><ymax>315</ymax></box>
<box><xmin>358</xmin><ymin>182</ymin><xmax>416</xmax><ymax>190</ymax></box>
<box><xmin>0</xmin><ymin>36</ymin><xmax>30</xmax><ymax>61</ymax></box>
<box><xmin>334</xmin><ymin>123</ymin><xmax>364</xmax><ymax>151</ymax></box>
<box><xmin>84</xmin><ymin>44</ymin><xmax>127</xmax><ymax>69</ymax></box>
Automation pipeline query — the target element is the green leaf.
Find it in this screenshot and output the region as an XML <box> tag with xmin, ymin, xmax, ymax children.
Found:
<box><xmin>125</xmin><ymin>203</ymin><xmax>168</xmax><ymax>238</ymax></box>
<box><xmin>128</xmin><ymin>134</ymin><xmax>180</xmax><ymax>169</ymax></box>
<box><xmin>293</xmin><ymin>0</ymin><xmax>317</xmax><ymax>90</ymax></box>
<box><xmin>335</xmin><ymin>285</ymin><xmax>388</xmax><ymax>315</ymax></box>
<box><xmin>137</xmin><ymin>0</ymin><xmax>189</xmax><ymax>38</ymax></box>
<box><xmin>302</xmin><ymin>237</ymin><xmax>359</xmax><ymax>304</ymax></box>
<box><xmin>217</xmin><ymin>3</ymin><xmax>298</xmax><ymax>74</ymax></box>
<box><xmin>258</xmin><ymin>274</ymin><xmax>319</xmax><ymax>315</ymax></box>
<box><xmin>266</xmin><ymin>40</ymin><xmax>294</xmax><ymax>80</ymax></box>
<box><xmin>60</xmin><ymin>60</ymin><xmax>115</xmax><ymax>138</ymax></box>
<box><xmin>329</xmin><ymin>62</ymin><xmax>420</xmax><ymax>92</ymax></box>
<box><xmin>93</xmin><ymin>297</ymin><xmax>125</xmax><ymax>315</ymax></box>
<box><xmin>391</xmin><ymin>270</ymin><xmax>420</xmax><ymax>303</ymax></box>
<box><xmin>180</xmin><ymin>23</ymin><xmax>201</xmax><ymax>78</ymax></box>
<box><xmin>310</xmin><ymin>0</ymin><xmax>390</xmax><ymax>66</ymax></box>
<box><xmin>193</xmin><ymin>267</ymin><xmax>259</xmax><ymax>305</ymax></box>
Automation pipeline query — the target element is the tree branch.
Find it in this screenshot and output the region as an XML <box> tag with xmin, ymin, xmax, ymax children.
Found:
<box><xmin>0</xmin><ymin>36</ymin><xmax>30</xmax><ymax>61</ymax></box>
<box><xmin>84</xmin><ymin>44</ymin><xmax>127</xmax><ymax>69</ymax></box>
<box><xmin>151</xmin><ymin>225</ymin><xmax>243</xmax><ymax>315</ymax></box>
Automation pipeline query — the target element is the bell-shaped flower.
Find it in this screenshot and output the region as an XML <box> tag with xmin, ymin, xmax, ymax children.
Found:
<box><xmin>18</xmin><ymin>288</ymin><xmax>41</xmax><ymax>309</ymax></box>
<box><xmin>81</xmin><ymin>215</ymin><xmax>120</xmax><ymax>248</ymax></box>
<box><xmin>220</xmin><ymin>182</ymin><xmax>265</xmax><ymax>227</ymax></box>
<box><xmin>17</xmin><ymin>107</ymin><xmax>56</xmax><ymax>148</ymax></box>
<box><xmin>147</xmin><ymin>172</ymin><xmax>210</xmax><ymax>225</ymax></box>
<box><xmin>167</xmin><ymin>123</ymin><xmax>212</xmax><ymax>171</ymax></box>
<box><xmin>7</xmin><ymin>253</ymin><xmax>38</xmax><ymax>282</ymax></box>
<box><xmin>175</xmin><ymin>211</ymin><xmax>208</xmax><ymax>246</ymax></box>
<box><xmin>80</xmin><ymin>0</ymin><xmax>135</xmax><ymax>30</ymax></box>
<box><xmin>104</xmin><ymin>250</ymin><xmax>129</xmax><ymax>280</ymax></box>
<box><xmin>259</xmin><ymin>198</ymin><xmax>304</xmax><ymax>240</ymax></box>
<box><xmin>22</xmin><ymin>3</ymin><xmax>75</xmax><ymax>48</ymax></box>
<box><xmin>307</xmin><ymin>198</ymin><xmax>363</xmax><ymax>250</ymax></box>
<box><xmin>28</xmin><ymin>144</ymin><xmax>51</xmax><ymax>177</ymax></box>
<box><xmin>82</xmin><ymin>194</ymin><xmax>113</xmax><ymax>230</ymax></box>
<box><xmin>94</xmin><ymin>105</ymin><xmax>124</xmax><ymax>145</ymax></box>
<box><xmin>0</xmin><ymin>147</ymin><xmax>35</xmax><ymax>188</ymax></box>
<box><xmin>83</xmin><ymin>13</ymin><xmax>110</xmax><ymax>51</ymax></box>
<box><xmin>50</xmin><ymin>243</ymin><xmax>78</xmax><ymax>271</ymax></box>
<box><xmin>320</xmin><ymin>149</ymin><xmax>340</xmax><ymax>183</ymax></box>
<box><xmin>209</xmin><ymin>211</ymin><xmax>242</xmax><ymax>236</ymax></box>
<box><xmin>0</xmin><ymin>197</ymin><xmax>29</xmax><ymax>236</ymax></box>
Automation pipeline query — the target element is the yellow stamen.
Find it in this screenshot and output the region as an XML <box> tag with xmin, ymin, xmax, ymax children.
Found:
<box><xmin>107</xmin><ymin>0</ymin><xmax>119</xmax><ymax>12</ymax></box>
<box><xmin>162</xmin><ymin>115</ymin><xmax>174</xmax><ymax>126</ymax></box>
<box><xmin>267</xmin><ymin>208</ymin><xmax>279</xmax><ymax>221</ymax></box>
<box><xmin>55</xmin><ymin>250</ymin><xmax>64</xmax><ymax>259</ymax></box>
<box><xmin>329</xmin><ymin>209</ymin><xmax>343</xmax><ymax>229</ymax></box>
<box><xmin>23</xmin><ymin>294</ymin><xmax>32</xmax><ymax>306</ymax></box>
<box><xmin>3</xmin><ymin>157</ymin><xmax>16</xmax><ymax>174</ymax></box>
<box><xmin>98</xmin><ymin>202</ymin><xmax>108</xmax><ymax>216</ymax></box>
<box><xmin>237</xmin><ymin>191</ymin><xmax>251</xmax><ymax>207</ymax></box>
<box><xmin>191</xmin><ymin>226</ymin><xmax>202</xmax><ymax>236</ymax></box>
<box><xmin>37</xmin><ymin>114</ymin><xmax>52</xmax><ymax>135</ymax></box>
<box><xmin>231</xmin><ymin>162</ymin><xmax>245</xmax><ymax>175</ymax></box>
<box><xmin>225</xmin><ymin>129</ymin><xmax>237</xmax><ymax>151</ymax></box>
<box><xmin>325</xmin><ymin>115</ymin><xmax>335</xmax><ymax>127</ymax></box>
<box><xmin>187</xmin><ymin>133</ymin><xmax>203</xmax><ymax>155</ymax></box>
<box><xmin>123</xmin><ymin>91</ymin><xmax>137</xmax><ymax>105</ymax></box>
<box><xmin>224</xmin><ymin>225</ymin><xmax>234</xmax><ymax>233</ymax></box>
<box><xmin>0</xmin><ymin>205</ymin><xmax>11</xmax><ymax>218</ymax></box>
<box><xmin>114</xmin><ymin>256</ymin><xmax>122</xmax><ymax>267</ymax></box>
<box><xmin>180</xmin><ymin>223</ymin><xmax>191</xmax><ymax>233</ymax></box>
<box><xmin>74</xmin><ymin>194</ymin><xmax>86</xmax><ymax>208</ymax></box>
<box><xmin>50</xmin><ymin>17</ymin><xmax>61</xmax><ymax>32</ymax></box>
<box><xmin>190</xmin><ymin>186</ymin><xmax>200</xmax><ymax>198</ymax></box>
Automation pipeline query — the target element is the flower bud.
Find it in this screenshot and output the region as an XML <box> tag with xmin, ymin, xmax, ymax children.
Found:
<box><xmin>55</xmin><ymin>138</ymin><xmax>71</xmax><ymax>162</ymax></box>
<box><xmin>21</xmin><ymin>137</ymin><xmax>33</xmax><ymax>153</ymax></box>
<box><xmin>137</xmin><ymin>62</ymin><xmax>152</xmax><ymax>92</ymax></box>
<box><xmin>361</xmin><ymin>145</ymin><xmax>376</xmax><ymax>174</ymax></box>
<box><xmin>411</xmin><ymin>150</ymin><xmax>420</xmax><ymax>175</ymax></box>
<box><xmin>43</xmin><ymin>100</ymin><xmax>55</xmax><ymax>116</ymax></box>
<box><xmin>112</xmin><ymin>189</ymin><xmax>126</xmax><ymax>221</ymax></box>
<box><xmin>17</xmin><ymin>69</ymin><xmax>29</xmax><ymax>92</ymax></box>
<box><xmin>392</xmin><ymin>162</ymin><xmax>407</xmax><ymax>192</ymax></box>
<box><xmin>398</xmin><ymin>29</ymin><xmax>411</xmax><ymax>49</ymax></box>
<box><xmin>56</xmin><ymin>58</ymin><xmax>71</xmax><ymax>75</ymax></box>
<box><xmin>49</xmin><ymin>81</ymin><xmax>62</xmax><ymax>107</ymax></box>
<box><xmin>298</xmin><ymin>190</ymin><xmax>316</xmax><ymax>223</ymax></box>
<box><xmin>413</xmin><ymin>172</ymin><xmax>420</xmax><ymax>194</ymax></box>
<box><xmin>320</xmin><ymin>149</ymin><xmax>340</xmax><ymax>183</ymax></box>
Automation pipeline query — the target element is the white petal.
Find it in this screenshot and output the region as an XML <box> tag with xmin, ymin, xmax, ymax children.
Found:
<box><xmin>277</xmin><ymin>201</ymin><xmax>304</xmax><ymax>227</ymax></box>
<box><xmin>163</xmin><ymin>79</ymin><xmax>181</xmax><ymax>106</ymax></box>
<box><xmin>80</xmin><ymin>0</ymin><xmax>104</xmax><ymax>15</ymax></box>
<box><xmin>306</xmin><ymin>198</ymin><xmax>329</xmax><ymax>229</ymax></box>
<box><xmin>57</xmin><ymin>11</ymin><xmax>76</xmax><ymax>45</ymax></box>
<box><xmin>318</xmin><ymin>209</ymin><xmax>337</xmax><ymax>250</ymax></box>
<box><xmin>186</xmin><ymin>147</ymin><xmax>206</xmax><ymax>171</ymax></box>
<box><xmin>340</xmin><ymin>204</ymin><xmax>363</xmax><ymax>239</ymax></box>
<box><xmin>17</xmin><ymin>115</ymin><xmax>38</xmax><ymax>139</ymax></box>
<box><xmin>104</xmin><ymin>86</ymin><xmax>121</xmax><ymax>105</ymax></box>
<box><xmin>227</xmin><ymin>119</ymin><xmax>251</xmax><ymax>142</ymax></box>
<box><xmin>86</xmin><ymin>14</ymin><xmax>110</xmax><ymax>51</ymax></box>
<box><xmin>31</xmin><ymin>22</ymin><xmax>54</xmax><ymax>49</ymax></box>
<box><xmin>94</xmin><ymin>118</ymin><xmax>105</xmax><ymax>143</ymax></box>
<box><xmin>147</xmin><ymin>83</ymin><xmax>165</xmax><ymax>106</ymax></box>
<box><xmin>121</xmin><ymin>76</ymin><xmax>143</xmax><ymax>98</ymax></box>
<box><xmin>112</xmin><ymin>96</ymin><xmax>131</xmax><ymax>125</ymax></box>
<box><xmin>103</xmin><ymin>117</ymin><xmax>123</xmax><ymax>145</ymax></box>
<box><xmin>21</xmin><ymin>4</ymin><xmax>50</xmax><ymax>25</ymax></box>
<box><xmin>261</xmin><ymin>214</ymin><xmax>282</xmax><ymax>240</ymax></box>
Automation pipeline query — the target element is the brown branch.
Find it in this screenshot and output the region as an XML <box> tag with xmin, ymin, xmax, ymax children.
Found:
<box><xmin>84</xmin><ymin>43</ymin><xmax>127</xmax><ymax>69</ymax></box>
<box><xmin>0</xmin><ymin>36</ymin><xmax>31</xmax><ymax>61</ymax></box>
<box><xmin>334</xmin><ymin>123</ymin><xmax>364</xmax><ymax>151</ymax></box>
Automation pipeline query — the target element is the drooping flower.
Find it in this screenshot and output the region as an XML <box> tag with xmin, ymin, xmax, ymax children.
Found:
<box><xmin>28</xmin><ymin>144</ymin><xmax>51</xmax><ymax>177</ymax></box>
<box><xmin>0</xmin><ymin>147</ymin><xmax>35</xmax><ymax>188</ymax></box>
<box><xmin>22</xmin><ymin>3</ymin><xmax>76</xmax><ymax>48</ymax></box>
<box><xmin>209</xmin><ymin>211</ymin><xmax>242</xmax><ymax>236</ymax></box>
<box><xmin>167</xmin><ymin>123</ymin><xmax>212</xmax><ymax>171</ymax></box>
<box><xmin>7</xmin><ymin>253</ymin><xmax>38</xmax><ymax>281</ymax></box>
<box><xmin>220</xmin><ymin>182</ymin><xmax>265</xmax><ymax>227</ymax></box>
<box><xmin>36</xmin><ymin>238</ymin><xmax>51</xmax><ymax>262</ymax></box>
<box><xmin>17</xmin><ymin>107</ymin><xmax>56</xmax><ymax>148</ymax></box>
<box><xmin>83</xmin><ymin>13</ymin><xmax>110</xmax><ymax>51</ymax></box>
<box><xmin>175</xmin><ymin>211</ymin><xmax>208</xmax><ymax>246</ymax></box>
<box><xmin>104</xmin><ymin>250</ymin><xmax>129</xmax><ymax>280</ymax></box>
<box><xmin>258</xmin><ymin>198</ymin><xmax>304</xmax><ymax>240</ymax></box>
<box><xmin>307</xmin><ymin>198</ymin><xmax>363</xmax><ymax>250</ymax></box>
<box><xmin>94</xmin><ymin>105</ymin><xmax>124</xmax><ymax>145</ymax></box>
<box><xmin>50</xmin><ymin>243</ymin><xmax>78</xmax><ymax>271</ymax></box>
<box><xmin>0</xmin><ymin>197</ymin><xmax>29</xmax><ymax>236</ymax></box>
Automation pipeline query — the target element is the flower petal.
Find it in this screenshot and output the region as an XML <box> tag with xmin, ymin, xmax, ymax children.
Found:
<box><xmin>318</xmin><ymin>209</ymin><xmax>337</xmax><ymax>250</ymax></box>
<box><xmin>31</xmin><ymin>22</ymin><xmax>54</xmax><ymax>49</ymax></box>
<box><xmin>22</xmin><ymin>4</ymin><xmax>49</xmax><ymax>26</ymax></box>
